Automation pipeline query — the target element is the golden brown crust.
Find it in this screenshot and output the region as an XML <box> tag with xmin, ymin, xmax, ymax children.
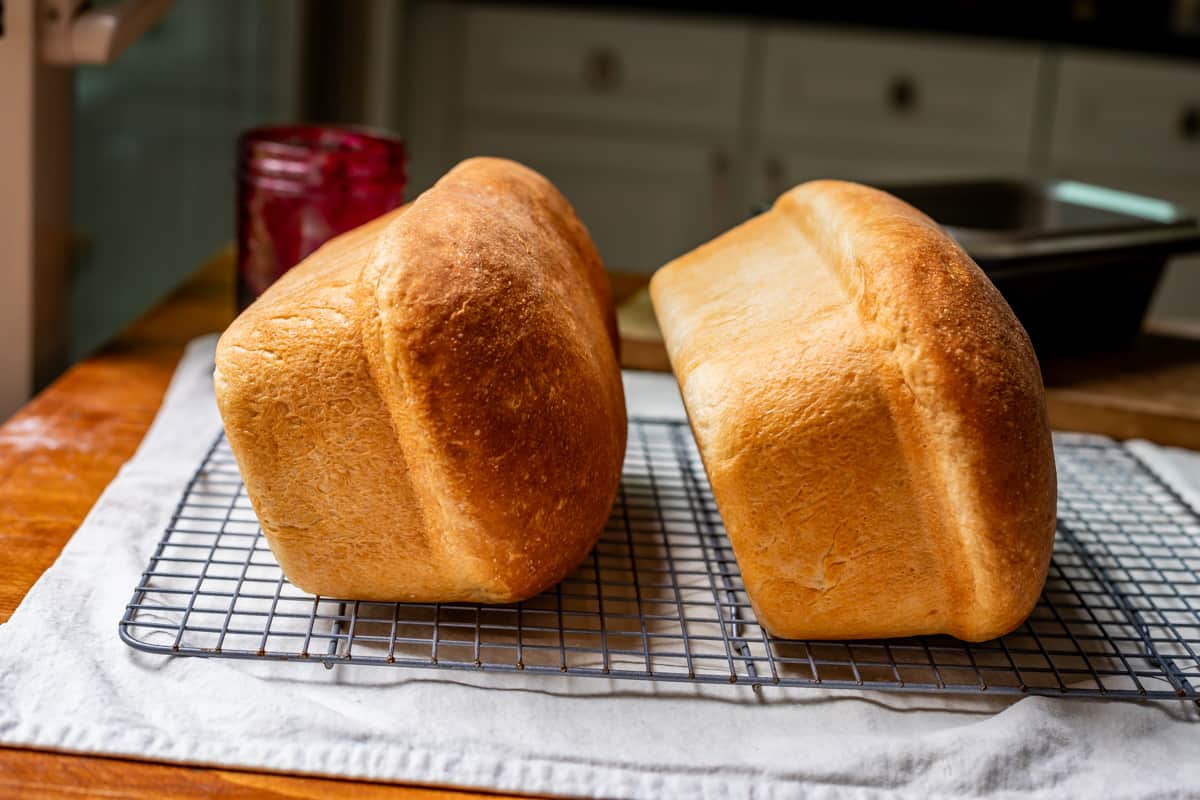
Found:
<box><xmin>650</xmin><ymin>179</ymin><xmax>1056</xmax><ymax>642</ymax></box>
<box><xmin>215</xmin><ymin>157</ymin><xmax>626</xmax><ymax>602</ymax></box>
<box><xmin>359</xmin><ymin>158</ymin><xmax>627</xmax><ymax>601</ymax></box>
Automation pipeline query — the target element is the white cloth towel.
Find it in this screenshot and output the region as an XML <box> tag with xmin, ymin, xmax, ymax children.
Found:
<box><xmin>1</xmin><ymin>335</ymin><xmax>1198</xmax><ymax>800</ymax></box>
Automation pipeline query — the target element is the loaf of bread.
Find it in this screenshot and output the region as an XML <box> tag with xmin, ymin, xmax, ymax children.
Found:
<box><xmin>650</xmin><ymin>180</ymin><xmax>1056</xmax><ymax>642</ymax></box>
<box><xmin>214</xmin><ymin>158</ymin><xmax>627</xmax><ymax>603</ymax></box>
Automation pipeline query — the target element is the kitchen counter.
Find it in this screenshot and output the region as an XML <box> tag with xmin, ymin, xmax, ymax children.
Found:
<box><xmin>3</xmin><ymin>250</ymin><xmax>1200</xmax><ymax>796</ymax></box>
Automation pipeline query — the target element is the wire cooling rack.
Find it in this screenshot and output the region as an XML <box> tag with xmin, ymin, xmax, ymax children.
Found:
<box><xmin>119</xmin><ymin>419</ymin><xmax>1200</xmax><ymax>700</ymax></box>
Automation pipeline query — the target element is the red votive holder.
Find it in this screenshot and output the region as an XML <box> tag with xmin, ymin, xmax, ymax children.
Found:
<box><xmin>236</xmin><ymin>125</ymin><xmax>406</xmax><ymax>309</ymax></box>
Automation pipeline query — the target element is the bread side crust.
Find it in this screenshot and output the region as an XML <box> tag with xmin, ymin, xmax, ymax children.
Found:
<box><xmin>215</xmin><ymin>208</ymin><xmax>468</xmax><ymax>600</ymax></box>
<box><xmin>780</xmin><ymin>182</ymin><xmax>1056</xmax><ymax>640</ymax></box>
<box><xmin>359</xmin><ymin>158</ymin><xmax>627</xmax><ymax>602</ymax></box>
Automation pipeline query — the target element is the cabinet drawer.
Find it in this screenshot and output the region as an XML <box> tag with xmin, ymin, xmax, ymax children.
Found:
<box><xmin>459</xmin><ymin>126</ymin><xmax>739</xmax><ymax>271</ymax></box>
<box><xmin>760</xmin><ymin>28</ymin><xmax>1042</xmax><ymax>157</ymax></box>
<box><xmin>461</xmin><ymin>5</ymin><xmax>749</xmax><ymax>133</ymax></box>
<box><xmin>1050</xmin><ymin>52</ymin><xmax>1200</xmax><ymax>176</ymax></box>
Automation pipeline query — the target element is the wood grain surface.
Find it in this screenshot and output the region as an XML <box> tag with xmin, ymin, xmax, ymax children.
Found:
<box><xmin>1041</xmin><ymin>325</ymin><xmax>1200</xmax><ymax>450</ymax></box>
<box><xmin>0</xmin><ymin>748</ymin><xmax>528</xmax><ymax>800</ymax></box>
<box><xmin>0</xmin><ymin>254</ymin><xmax>234</xmax><ymax>625</ymax></box>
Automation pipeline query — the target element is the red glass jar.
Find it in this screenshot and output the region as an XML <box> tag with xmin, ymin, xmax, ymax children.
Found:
<box><xmin>236</xmin><ymin>126</ymin><xmax>406</xmax><ymax>309</ymax></box>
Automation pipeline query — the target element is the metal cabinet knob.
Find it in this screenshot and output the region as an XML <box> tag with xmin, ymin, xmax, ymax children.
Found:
<box><xmin>583</xmin><ymin>47</ymin><xmax>622</xmax><ymax>94</ymax></box>
<box><xmin>887</xmin><ymin>75</ymin><xmax>919</xmax><ymax>114</ymax></box>
<box><xmin>1181</xmin><ymin>106</ymin><xmax>1200</xmax><ymax>142</ymax></box>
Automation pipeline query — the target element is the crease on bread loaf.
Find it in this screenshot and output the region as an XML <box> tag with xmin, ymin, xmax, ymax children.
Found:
<box><xmin>651</xmin><ymin>179</ymin><xmax>1056</xmax><ymax>642</ymax></box>
<box><xmin>215</xmin><ymin>157</ymin><xmax>626</xmax><ymax>603</ymax></box>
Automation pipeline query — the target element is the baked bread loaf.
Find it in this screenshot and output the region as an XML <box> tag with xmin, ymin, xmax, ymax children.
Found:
<box><xmin>215</xmin><ymin>157</ymin><xmax>626</xmax><ymax>603</ymax></box>
<box><xmin>650</xmin><ymin>180</ymin><xmax>1056</xmax><ymax>642</ymax></box>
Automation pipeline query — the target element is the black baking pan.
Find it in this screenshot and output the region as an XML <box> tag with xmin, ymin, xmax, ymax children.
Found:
<box><xmin>878</xmin><ymin>179</ymin><xmax>1200</xmax><ymax>356</ymax></box>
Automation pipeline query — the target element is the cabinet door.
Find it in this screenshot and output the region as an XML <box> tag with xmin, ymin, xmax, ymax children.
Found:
<box><xmin>1050</xmin><ymin>52</ymin><xmax>1200</xmax><ymax>176</ymax></box>
<box><xmin>459</xmin><ymin>127</ymin><xmax>738</xmax><ymax>272</ymax></box>
<box><xmin>759</xmin><ymin>28</ymin><xmax>1043</xmax><ymax>158</ymax></box>
<box><xmin>461</xmin><ymin>5</ymin><xmax>749</xmax><ymax>134</ymax></box>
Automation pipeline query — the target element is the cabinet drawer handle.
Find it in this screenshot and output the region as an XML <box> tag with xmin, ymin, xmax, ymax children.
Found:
<box><xmin>887</xmin><ymin>75</ymin><xmax>919</xmax><ymax>114</ymax></box>
<box><xmin>583</xmin><ymin>47</ymin><xmax>623</xmax><ymax>94</ymax></box>
<box><xmin>1181</xmin><ymin>106</ymin><xmax>1200</xmax><ymax>142</ymax></box>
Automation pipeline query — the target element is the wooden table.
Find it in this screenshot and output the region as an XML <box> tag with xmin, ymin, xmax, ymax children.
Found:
<box><xmin>4</xmin><ymin>253</ymin><xmax>1200</xmax><ymax>797</ymax></box>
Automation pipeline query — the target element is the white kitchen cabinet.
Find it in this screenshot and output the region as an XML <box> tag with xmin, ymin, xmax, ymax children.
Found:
<box><xmin>1050</xmin><ymin>52</ymin><xmax>1200</xmax><ymax>176</ymax></box>
<box><xmin>460</xmin><ymin>126</ymin><xmax>739</xmax><ymax>271</ymax></box>
<box><xmin>750</xmin><ymin>27</ymin><xmax>1044</xmax><ymax>204</ymax></box>
<box><xmin>461</xmin><ymin>6</ymin><xmax>749</xmax><ymax>135</ymax></box>
<box><xmin>759</xmin><ymin>29</ymin><xmax>1044</xmax><ymax>155</ymax></box>
<box><xmin>406</xmin><ymin>3</ymin><xmax>751</xmax><ymax>272</ymax></box>
<box><xmin>404</xmin><ymin>3</ymin><xmax>1200</xmax><ymax>319</ymax></box>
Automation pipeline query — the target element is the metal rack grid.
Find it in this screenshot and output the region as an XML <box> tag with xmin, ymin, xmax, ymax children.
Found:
<box><xmin>120</xmin><ymin>419</ymin><xmax>1200</xmax><ymax>700</ymax></box>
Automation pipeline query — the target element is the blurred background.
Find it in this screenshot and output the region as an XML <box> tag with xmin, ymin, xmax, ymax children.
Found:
<box><xmin>2</xmin><ymin>0</ymin><xmax>1199</xmax><ymax>419</ymax></box>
